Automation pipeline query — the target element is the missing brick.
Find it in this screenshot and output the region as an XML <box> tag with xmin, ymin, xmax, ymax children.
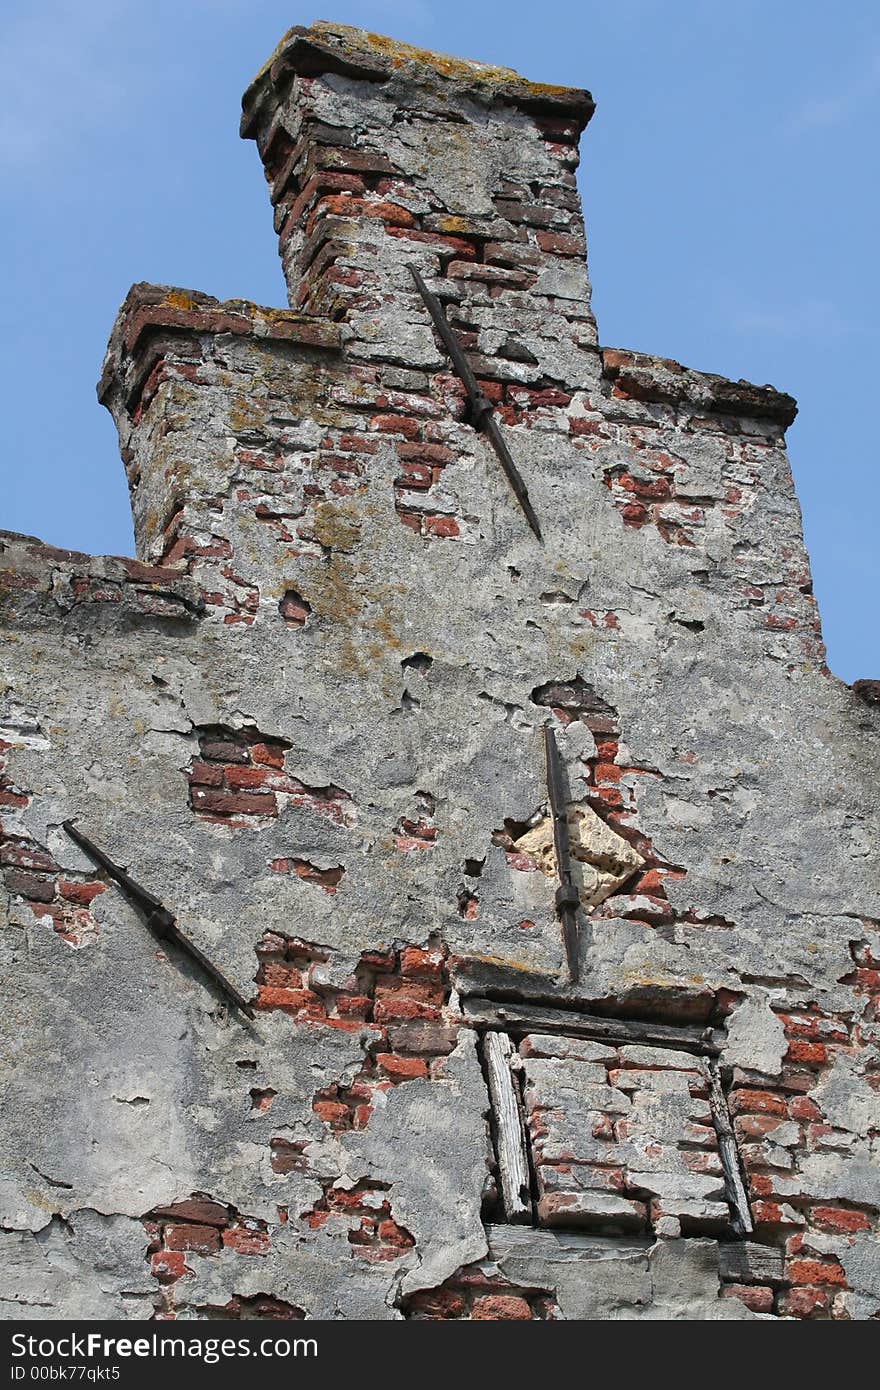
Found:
<box><xmin>269</xmin><ymin>858</ymin><xmax>345</xmax><ymax>893</ymax></box>
<box><xmin>401</xmin><ymin>651</ymin><xmax>433</xmax><ymax>675</ymax></box>
<box><xmin>278</xmin><ymin>589</ymin><xmax>312</xmax><ymax>628</ymax></box>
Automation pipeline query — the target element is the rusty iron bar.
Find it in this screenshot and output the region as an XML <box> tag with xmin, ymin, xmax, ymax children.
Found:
<box><xmin>409</xmin><ymin>266</ymin><xmax>543</xmax><ymax>541</ymax></box>
<box><xmin>543</xmin><ymin>724</ymin><xmax>580</xmax><ymax>982</ymax></box>
<box><xmin>62</xmin><ymin>820</ymin><xmax>255</xmax><ymax>1020</ymax></box>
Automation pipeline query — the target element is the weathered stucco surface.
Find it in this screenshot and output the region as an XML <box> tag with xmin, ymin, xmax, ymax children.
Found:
<box><xmin>1</xmin><ymin>21</ymin><xmax>878</xmax><ymax>1320</ymax></box>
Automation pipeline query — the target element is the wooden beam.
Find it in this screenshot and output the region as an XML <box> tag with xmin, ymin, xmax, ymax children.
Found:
<box><xmin>483</xmin><ymin>1031</ymin><xmax>532</xmax><ymax>1224</ymax></box>
<box><xmin>707</xmin><ymin>1062</ymin><xmax>755</xmax><ymax>1238</ymax></box>
<box><xmin>464</xmin><ymin>996</ymin><xmax>722</xmax><ymax>1056</ymax></box>
<box><xmin>718</xmin><ymin>1241</ymin><xmax>783</xmax><ymax>1285</ymax></box>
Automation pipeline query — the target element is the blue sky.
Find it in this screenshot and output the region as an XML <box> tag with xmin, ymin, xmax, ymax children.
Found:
<box><xmin>2</xmin><ymin>0</ymin><xmax>877</xmax><ymax>682</ymax></box>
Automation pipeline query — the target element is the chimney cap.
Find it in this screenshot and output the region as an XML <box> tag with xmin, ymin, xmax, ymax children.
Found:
<box><xmin>241</xmin><ymin>21</ymin><xmax>595</xmax><ymax>138</ymax></box>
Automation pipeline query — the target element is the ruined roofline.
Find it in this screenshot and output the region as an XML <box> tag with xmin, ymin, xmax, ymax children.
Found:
<box><xmin>97</xmin><ymin>283</ymin><xmax>341</xmax><ymax>409</ymax></box>
<box><xmin>601</xmin><ymin>348</ymin><xmax>798</xmax><ymax>429</ymax></box>
<box><xmin>240</xmin><ymin>19</ymin><xmax>596</xmax><ymax>139</ymax></box>
<box><xmin>94</xmin><ymin>281</ymin><xmax>797</xmax><ymax>431</ymax></box>
<box><xmin>0</xmin><ymin>529</ymin><xmax>203</xmax><ymax>629</ymax></box>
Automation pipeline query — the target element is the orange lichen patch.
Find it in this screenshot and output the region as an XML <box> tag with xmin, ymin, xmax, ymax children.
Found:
<box><xmin>322</xmin><ymin>23</ymin><xmax>568</xmax><ymax>91</ymax></box>
<box><xmin>163</xmin><ymin>290</ymin><xmax>196</xmax><ymax>312</ymax></box>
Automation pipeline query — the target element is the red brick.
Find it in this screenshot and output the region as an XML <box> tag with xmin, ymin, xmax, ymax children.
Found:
<box><xmin>787</xmin><ymin>1258</ymin><xmax>847</xmax><ymax>1288</ymax></box>
<box><xmin>422</xmin><ymin>514</ymin><xmax>460</xmax><ymax>538</ymax></box>
<box><xmin>751</xmin><ymin>1201</ymin><xmax>803</xmax><ymax>1229</ymax></box>
<box><xmin>284</xmin><ymin>172</ymin><xmax>365</xmax><ymax>227</ymax></box>
<box><xmin>279</xmin><ymin>595</ymin><xmax>310</xmax><ymax>626</ymax></box>
<box><xmin>291</xmin><ymin>860</ymin><xmax>344</xmax><ymax>891</ymax></box>
<box><xmin>848</xmin><ymin>967</ymin><xmax>880</xmax><ymax>991</ymax></box>
<box><xmin>394</xmin><ymin>835</ymin><xmax>434</xmax><ymax>852</ymax></box>
<box><xmin>150</xmin><ymin>1250</ymin><xmax>191</xmax><ymax>1284</ymax></box>
<box><xmin>397</xmin><ymin>460</ymin><xmax>432</xmax><ymax>489</ymax></box>
<box><xmin>386</xmin><ymin>226</ymin><xmax>477</xmax><ymax>260</ymax></box>
<box><xmin>199</xmin><ymin>739</ymin><xmax>249</xmax><ymax>763</ymax></box>
<box><xmin>778</xmin><ymin>1286</ymin><xmax>830</xmax><ymax>1318</ymax></box>
<box><xmin>270</xmin><ymin>1139</ymin><xmax>308</xmax><ymax>1175</ymax></box>
<box><xmin>397</xmin><ymin>442</ymin><xmax>454</xmax><ymax>465</ymax></box>
<box><xmin>250</xmin><ymin>742</ymin><xmax>286</xmax><ymax>768</ymax></box>
<box><xmin>57</xmin><ymin>872</ymin><xmax>105</xmax><ymax>906</ymax></box>
<box><xmin>373</xmin><ymin>997</ymin><xmax>441</xmax><ymax>1023</ymax></box>
<box><xmin>374</xmin><ymin>975</ymin><xmax>445</xmax><ymax>1005</ymax></box>
<box><xmin>535</xmin><ymin>229</ymin><xmax>585</xmax><ymax>255</ymax></box>
<box><xmin>779</xmin><ymin>1012</ymin><xmax>849</xmax><ymax>1043</ymax></box>
<box><xmin>377</xmin><ymin>1219</ymin><xmax>414</xmax><ymax>1247</ymax></box>
<box><xmin>256</xmin><ymin>986</ymin><xmax>325</xmax><ymax>1017</ymax></box>
<box><xmin>734</xmin><ymin>1113</ymin><xmax>794</xmax><ymax>1141</ymax></box>
<box><xmin>189</xmin><ymin>759</ymin><xmax>224</xmax><ymax>786</ymax></box>
<box><xmin>224</xmin><ymin>764</ymin><xmax>275</xmax><ymax>790</ymax></box>
<box><xmin>335</xmin><ymin>994</ymin><xmax>372</xmax><ymax>1019</ymax></box>
<box><xmin>728</xmin><ymin>1088</ymin><xmax>788</xmax><ymax>1118</ymax></box>
<box><xmin>786</xmin><ymin>1040</ymin><xmax>827</xmax><ymax>1066</ymax></box>
<box><xmin>164</xmin><ymin>1223</ymin><xmax>221</xmax><ymax>1254</ymax></box>
<box><xmin>407</xmin><ymin>1288</ymin><xmax>466</xmax><ymax>1318</ymax></box>
<box><xmin>720</xmin><ymin>1284</ymin><xmax>774</xmax><ymax>1314</ymax></box>
<box><xmin>359</xmin><ymin>948</ymin><xmax>397</xmax><ymax>971</ymax></box>
<box><xmin>810</xmin><ymin>1207</ymin><xmax>871</xmax><ymax>1235</ymax></box>
<box><xmin>371</xmin><ymin>413</ymin><xmax>421</xmax><ymax>439</ymax></box>
<box><xmin>3</xmin><ymin>870</ymin><xmax>55</xmax><ymax>901</ymax></box>
<box><xmin>149</xmin><ymin>1199</ymin><xmax>228</xmax><ymax>1227</ymax></box>
<box><xmin>0</xmin><ymin>843</ymin><xmax>57</xmax><ymax>871</ymax></box>
<box><xmin>222</xmin><ymin>1227</ymin><xmax>270</xmax><ymax>1255</ymax></box>
<box><xmin>315</xmin><ymin>196</ymin><xmax>415</xmax><ymax>227</ymax></box>
<box><xmin>788</xmin><ymin>1096</ymin><xmax>822</xmax><ymax>1121</ymax></box>
<box><xmin>191</xmin><ymin>788</ymin><xmax>278</xmax><ymax>817</ymax></box>
<box><xmin>471</xmin><ymin>1294</ymin><xmax>532</xmax><ymax>1320</ymax></box>
<box><xmin>375</xmin><ymin>1054</ymin><xmax>428</xmax><ymax>1081</ymax></box>
<box><xmin>399</xmin><ymin>945</ymin><xmax>445</xmax><ymax>980</ymax></box>
<box><xmin>313</xmin><ymin>1100</ymin><xmax>349</xmax><ymax>1124</ymax></box>
<box><xmin>259</xmin><ymin>961</ymin><xmax>304</xmax><ymax>988</ymax></box>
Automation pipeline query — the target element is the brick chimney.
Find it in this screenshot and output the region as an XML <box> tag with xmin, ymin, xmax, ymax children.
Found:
<box><xmin>241</xmin><ymin>22</ymin><xmax>598</xmax><ymax>381</ymax></box>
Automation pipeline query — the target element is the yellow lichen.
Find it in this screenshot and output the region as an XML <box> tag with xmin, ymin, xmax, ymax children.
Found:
<box><xmin>246</xmin><ymin>21</ymin><xmax>585</xmax><ymax>109</ymax></box>
<box><xmin>312</xmin><ymin>22</ymin><xmax>579</xmax><ymax>100</ymax></box>
<box><xmin>163</xmin><ymin>290</ymin><xmax>196</xmax><ymax>312</ymax></box>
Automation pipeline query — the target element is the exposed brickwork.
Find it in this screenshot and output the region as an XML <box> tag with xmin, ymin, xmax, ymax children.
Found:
<box><xmin>0</xmin><ymin>743</ymin><xmax>106</xmax><ymax>949</ymax></box>
<box><xmin>253</xmin><ymin>934</ymin><xmax>458</xmax><ymax>1132</ymax></box>
<box><xmin>506</xmin><ymin>677</ymin><xmax>701</xmax><ymax>938</ymax></box>
<box><xmin>300</xmin><ymin>1179</ymin><xmax>415</xmax><ymax>1263</ymax></box>
<box><xmin>403</xmin><ymin>1261</ymin><xmax>559</xmax><ymax>1320</ymax></box>
<box><xmin>516</xmin><ymin>1032</ymin><xmax>730</xmax><ymax>1237</ymax></box>
<box><xmin>187</xmin><ymin>724</ymin><xmax>352</xmax><ymax>824</ymax></box>
<box><xmin>3</xmin><ymin>21</ymin><xmax>878</xmax><ymax>1324</ymax></box>
<box><xmin>143</xmin><ymin>1194</ymin><xmax>275</xmax><ymax>1320</ymax></box>
<box><xmin>723</xmin><ymin>977</ymin><xmax>880</xmax><ymax>1319</ymax></box>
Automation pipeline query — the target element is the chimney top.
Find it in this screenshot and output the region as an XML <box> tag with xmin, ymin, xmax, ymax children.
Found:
<box><xmin>240</xmin><ymin>20</ymin><xmax>595</xmax><ymax>138</ymax></box>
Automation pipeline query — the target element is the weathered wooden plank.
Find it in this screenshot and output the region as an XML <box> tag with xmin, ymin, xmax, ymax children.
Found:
<box><xmin>464</xmin><ymin>996</ymin><xmax>722</xmax><ymax>1056</ymax></box>
<box><xmin>707</xmin><ymin>1062</ymin><xmax>755</xmax><ymax>1238</ymax></box>
<box><xmin>718</xmin><ymin>1241</ymin><xmax>784</xmax><ymax>1285</ymax></box>
<box><xmin>483</xmin><ymin>1031</ymin><xmax>532</xmax><ymax>1224</ymax></box>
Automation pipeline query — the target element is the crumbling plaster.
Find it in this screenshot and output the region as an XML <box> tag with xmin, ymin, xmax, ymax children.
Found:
<box><xmin>1</xmin><ymin>22</ymin><xmax>878</xmax><ymax>1320</ymax></box>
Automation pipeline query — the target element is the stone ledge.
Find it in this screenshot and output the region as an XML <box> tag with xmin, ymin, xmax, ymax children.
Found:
<box><xmin>241</xmin><ymin>21</ymin><xmax>595</xmax><ymax>139</ymax></box>
<box><xmin>486</xmin><ymin>1223</ymin><xmax>651</xmax><ymax>1263</ymax></box>
<box><xmin>601</xmin><ymin>347</ymin><xmax>798</xmax><ymax>429</ymax></box>
<box><xmin>0</xmin><ymin>531</ymin><xmax>203</xmax><ymax>624</ymax></box>
<box><xmin>98</xmin><ymin>283</ymin><xmax>341</xmax><ymax>406</ymax></box>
